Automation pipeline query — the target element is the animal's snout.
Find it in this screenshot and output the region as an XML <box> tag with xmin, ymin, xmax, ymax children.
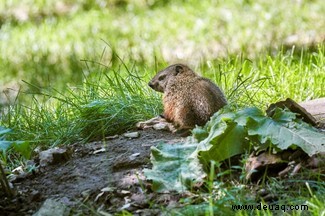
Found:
<box><xmin>148</xmin><ymin>80</ymin><xmax>163</xmax><ymax>93</ymax></box>
<box><xmin>148</xmin><ymin>82</ymin><xmax>154</xmax><ymax>89</ymax></box>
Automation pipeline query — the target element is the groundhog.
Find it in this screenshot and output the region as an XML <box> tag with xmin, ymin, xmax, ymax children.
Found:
<box><xmin>148</xmin><ymin>64</ymin><xmax>227</xmax><ymax>130</ymax></box>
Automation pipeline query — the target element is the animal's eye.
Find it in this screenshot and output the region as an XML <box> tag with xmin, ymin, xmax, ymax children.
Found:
<box><xmin>158</xmin><ymin>75</ymin><xmax>166</xmax><ymax>81</ymax></box>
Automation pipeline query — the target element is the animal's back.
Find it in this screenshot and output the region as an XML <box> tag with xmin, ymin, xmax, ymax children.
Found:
<box><xmin>149</xmin><ymin>64</ymin><xmax>227</xmax><ymax>129</ymax></box>
<box><xmin>191</xmin><ymin>77</ymin><xmax>227</xmax><ymax>125</ymax></box>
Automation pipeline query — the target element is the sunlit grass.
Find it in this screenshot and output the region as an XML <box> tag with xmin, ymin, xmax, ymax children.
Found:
<box><xmin>1</xmin><ymin>45</ymin><xmax>324</xmax><ymax>154</ymax></box>
<box><xmin>201</xmin><ymin>45</ymin><xmax>325</xmax><ymax>108</ymax></box>
<box><xmin>0</xmin><ymin>0</ymin><xmax>324</xmax><ymax>92</ymax></box>
<box><xmin>1</xmin><ymin>59</ymin><xmax>162</xmax><ymax>147</ymax></box>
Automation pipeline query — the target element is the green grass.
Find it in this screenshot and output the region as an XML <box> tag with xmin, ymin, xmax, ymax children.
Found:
<box><xmin>233</xmin><ymin>180</ymin><xmax>325</xmax><ymax>216</ymax></box>
<box><xmin>2</xmin><ymin>59</ymin><xmax>162</xmax><ymax>146</ymax></box>
<box><xmin>1</xmin><ymin>45</ymin><xmax>324</xmax><ymax>149</ymax></box>
<box><xmin>2</xmin><ymin>0</ymin><xmax>322</xmax><ymax>147</ymax></box>
<box><xmin>201</xmin><ymin>46</ymin><xmax>324</xmax><ymax>107</ymax></box>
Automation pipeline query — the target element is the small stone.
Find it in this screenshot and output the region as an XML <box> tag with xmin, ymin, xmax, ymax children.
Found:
<box><xmin>105</xmin><ymin>135</ymin><xmax>119</xmax><ymax>140</ymax></box>
<box><xmin>101</xmin><ymin>187</ymin><xmax>114</xmax><ymax>192</ymax></box>
<box><xmin>119</xmin><ymin>203</ymin><xmax>131</xmax><ymax>211</ymax></box>
<box><xmin>129</xmin><ymin>153</ymin><xmax>140</xmax><ymax>160</ymax></box>
<box><xmin>121</xmin><ymin>190</ymin><xmax>131</xmax><ymax>195</ymax></box>
<box><xmin>123</xmin><ymin>132</ymin><xmax>140</xmax><ymax>139</ymax></box>
<box><xmin>93</xmin><ymin>148</ymin><xmax>106</xmax><ymax>154</ymax></box>
<box><xmin>136</xmin><ymin>116</ymin><xmax>163</xmax><ymax>129</ymax></box>
<box><xmin>153</xmin><ymin>122</ymin><xmax>169</xmax><ymax>130</ymax></box>
<box><xmin>33</xmin><ymin>198</ymin><xmax>70</xmax><ymax>216</ymax></box>
<box><xmin>39</xmin><ymin>148</ymin><xmax>71</xmax><ymax>167</ymax></box>
<box><xmin>12</xmin><ymin>166</ymin><xmax>25</xmax><ymax>175</ymax></box>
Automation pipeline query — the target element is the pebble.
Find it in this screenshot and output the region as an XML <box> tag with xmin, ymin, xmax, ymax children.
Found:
<box><xmin>123</xmin><ymin>132</ymin><xmax>140</xmax><ymax>138</ymax></box>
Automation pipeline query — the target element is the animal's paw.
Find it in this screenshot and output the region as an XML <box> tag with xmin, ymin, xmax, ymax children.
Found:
<box><xmin>136</xmin><ymin>116</ymin><xmax>176</xmax><ymax>132</ymax></box>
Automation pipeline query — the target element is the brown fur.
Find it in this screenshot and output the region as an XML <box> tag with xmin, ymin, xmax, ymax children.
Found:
<box><xmin>148</xmin><ymin>64</ymin><xmax>227</xmax><ymax>129</ymax></box>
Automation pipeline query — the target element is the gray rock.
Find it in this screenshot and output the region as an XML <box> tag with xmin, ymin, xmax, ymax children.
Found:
<box><xmin>123</xmin><ymin>132</ymin><xmax>140</xmax><ymax>138</ymax></box>
<box><xmin>39</xmin><ymin>148</ymin><xmax>71</xmax><ymax>167</ymax></box>
<box><xmin>33</xmin><ymin>198</ymin><xmax>70</xmax><ymax>216</ymax></box>
<box><xmin>153</xmin><ymin>122</ymin><xmax>169</xmax><ymax>130</ymax></box>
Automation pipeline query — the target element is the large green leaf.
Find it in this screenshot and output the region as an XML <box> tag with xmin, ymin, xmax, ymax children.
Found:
<box><xmin>0</xmin><ymin>126</ymin><xmax>31</xmax><ymax>159</ymax></box>
<box><xmin>195</xmin><ymin>107</ymin><xmax>262</xmax><ymax>164</ymax></box>
<box><xmin>0</xmin><ymin>126</ymin><xmax>12</xmax><ymax>152</ymax></box>
<box><xmin>197</xmin><ymin>123</ymin><xmax>249</xmax><ymax>165</ymax></box>
<box><xmin>144</xmin><ymin>142</ymin><xmax>205</xmax><ymax>192</ymax></box>
<box><xmin>0</xmin><ymin>140</ymin><xmax>12</xmax><ymax>152</ymax></box>
<box><xmin>247</xmin><ymin>108</ymin><xmax>325</xmax><ymax>156</ymax></box>
<box><xmin>145</xmin><ymin>106</ymin><xmax>325</xmax><ymax>192</ymax></box>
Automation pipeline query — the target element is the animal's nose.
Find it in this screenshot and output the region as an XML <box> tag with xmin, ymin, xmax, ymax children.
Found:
<box><xmin>148</xmin><ymin>82</ymin><xmax>154</xmax><ymax>88</ymax></box>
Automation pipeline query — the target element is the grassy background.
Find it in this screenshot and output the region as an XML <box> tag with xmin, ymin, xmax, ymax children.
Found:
<box><xmin>0</xmin><ymin>0</ymin><xmax>324</xmax><ymax>214</ymax></box>
<box><xmin>0</xmin><ymin>0</ymin><xmax>324</xmax><ymax>92</ymax></box>
<box><xmin>1</xmin><ymin>48</ymin><xmax>323</xmax><ymax>147</ymax></box>
<box><xmin>0</xmin><ymin>0</ymin><xmax>324</xmax><ymax>145</ymax></box>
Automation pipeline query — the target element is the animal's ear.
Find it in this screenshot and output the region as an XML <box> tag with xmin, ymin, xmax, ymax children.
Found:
<box><xmin>175</xmin><ymin>65</ymin><xmax>183</xmax><ymax>74</ymax></box>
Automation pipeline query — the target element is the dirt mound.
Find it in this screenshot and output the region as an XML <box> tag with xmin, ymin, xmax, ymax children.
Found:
<box><xmin>1</xmin><ymin>129</ymin><xmax>184</xmax><ymax>215</ymax></box>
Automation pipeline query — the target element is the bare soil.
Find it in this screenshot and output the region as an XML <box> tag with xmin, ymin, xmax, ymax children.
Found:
<box><xmin>0</xmin><ymin>129</ymin><xmax>184</xmax><ymax>215</ymax></box>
